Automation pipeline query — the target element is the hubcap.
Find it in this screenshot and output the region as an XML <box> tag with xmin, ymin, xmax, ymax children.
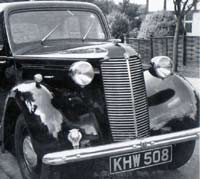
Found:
<box><xmin>23</xmin><ymin>136</ymin><xmax>38</xmax><ymax>169</ymax></box>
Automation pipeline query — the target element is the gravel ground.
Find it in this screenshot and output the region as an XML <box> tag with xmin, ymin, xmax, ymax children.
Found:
<box><xmin>0</xmin><ymin>77</ymin><xmax>199</xmax><ymax>179</ymax></box>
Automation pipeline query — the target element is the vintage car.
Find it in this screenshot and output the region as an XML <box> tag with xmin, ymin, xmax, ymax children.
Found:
<box><xmin>0</xmin><ymin>1</ymin><xmax>199</xmax><ymax>179</ymax></box>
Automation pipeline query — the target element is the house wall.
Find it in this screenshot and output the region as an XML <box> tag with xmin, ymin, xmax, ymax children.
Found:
<box><xmin>185</xmin><ymin>11</ymin><xmax>200</xmax><ymax>36</ymax></box>
<box><xmin>192</xmin><ymin>12</ymin><xmax>200</xmax><ymax>36</ymax></box>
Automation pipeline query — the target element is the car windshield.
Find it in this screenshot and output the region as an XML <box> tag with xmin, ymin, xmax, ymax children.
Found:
<box><xmin>8</xmin><ymin>10</ymin><xmax>106</xmax><ymax>54</ymax></box>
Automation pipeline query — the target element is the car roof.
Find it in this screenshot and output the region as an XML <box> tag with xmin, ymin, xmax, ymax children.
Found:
<box><xmin>0</xmin><ymin>1</ymin><xmax>100</xmax><ymax>13</ymax></box>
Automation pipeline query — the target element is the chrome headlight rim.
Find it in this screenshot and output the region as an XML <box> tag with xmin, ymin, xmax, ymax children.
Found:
<box><xmin>69</xmin><ymin>61</ymin><xmax>95</xmax><ymax>87</ymax></box>
<box><xmin>151</xmin><ymin>56</ymin><xmax>173</xmax><ymax>79</ymax></box>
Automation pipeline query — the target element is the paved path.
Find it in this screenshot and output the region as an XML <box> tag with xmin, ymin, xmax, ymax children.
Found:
<box><xmin>0</xmin><ymin>151</ymin><xmax>22</xmax><ymax>179</ymax></box>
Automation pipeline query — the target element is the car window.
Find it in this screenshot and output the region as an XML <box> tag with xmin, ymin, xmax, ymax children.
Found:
<box><xmin>9</xmin><ymin>10</ymin><xmax>106</xmax><ymax>44</ymax></box>
<box><xmin>10</xmin><ymin>23</ymin><xmax>40</xmax><ymax>44</ymax></box>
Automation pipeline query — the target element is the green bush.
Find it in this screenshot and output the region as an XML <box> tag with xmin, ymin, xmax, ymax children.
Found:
<box><xmin>107</xmin><ymin>11</ymin><xmax>129</xmax><ymax>40</ymax></box>
<box><xmin>93</xmin><ymin>0</ymin><xmax>118</xmax><ymax>15</ymax></box>
<box><xmin>129</xmin><ymin>27</ymin><xmax>139</xmax><ymax>38</ymax></box>
<box><xmin>137</xmin><ymin>11</ymin><xmax>176</xmax><ymax>39</ymax></box>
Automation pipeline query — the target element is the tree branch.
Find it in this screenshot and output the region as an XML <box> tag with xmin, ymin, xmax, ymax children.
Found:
<box><xmin>173</xmin><ymin>0</ymin><xmax>178</xmax><ymax>15</ymax></box>
<box><xmin>182</xmin><ymin>0</ymin><xmax>189</xmax><ymax>11</ymax></box>
<box><xmin>181</xmin><ymin>0</ymin><xmax>189</xmax><ymax>16</ymax></box>
<box><xmin>177</xmin><ymin>0</ymin><xmax>181</xmax><ymax>12</ymax></box>
<box><xmin>174</xmin><ymin>0</ymin><xmax>182</xmax><ymax>16</ymax></box>
<box><xmin>184</xmin><ymin>0</ymin><xmax>198</xmax><ymax>15</ymax></box>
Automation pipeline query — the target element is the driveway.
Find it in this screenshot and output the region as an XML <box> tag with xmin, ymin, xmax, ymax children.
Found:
<box><xmin>0</xmin><ymin>141</ymin><xmax>199</xmax><ymax>179</ymax></box>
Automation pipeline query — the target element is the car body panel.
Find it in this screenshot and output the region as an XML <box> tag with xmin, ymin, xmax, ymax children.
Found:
<box><xmin>0</xmin><ymin>1</ymin><xmax>199</xmax><ymax>178</ymax></box>
<box><xmin>1</xmin><ymin>70</ymin><xmax>199</xmax><ymax>155</ymax></box>
<box><xmin>145</xmin><ymin>71</ymin><xmax>198</xmax><ymax>134</ymax></box>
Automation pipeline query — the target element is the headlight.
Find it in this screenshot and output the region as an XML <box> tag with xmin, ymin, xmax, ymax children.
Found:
<box><xmin>69</xmin><ymin>61</ymin><xmax>94</xmax><ymax>87</ymax></box>
<box><xmin>151</xmin><ymin>56</ymin><xmax>173</xmax><ymax>79</ymax></box>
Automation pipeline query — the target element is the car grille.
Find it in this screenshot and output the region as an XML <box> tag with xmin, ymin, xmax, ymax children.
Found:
<box><xmin>101</xmin><ymin>56</ymin><xmax>150</xmax><ymax>142</ymax></box>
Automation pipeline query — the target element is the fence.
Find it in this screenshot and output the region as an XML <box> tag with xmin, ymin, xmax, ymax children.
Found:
<box><xmin>127</xmin><ymin>36</ymin><xmax>200</xmax><ymax>78</ymax></box>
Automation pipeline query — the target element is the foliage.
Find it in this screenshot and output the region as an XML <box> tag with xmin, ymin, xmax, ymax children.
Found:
<box><xmin>119</xmin><ymin>0</ymin><xmax>130</xmax><ymax>13</ymax></box>
<box><xmin>107</xmin><ymin>11</ymin><xmax>129</xmax><ymax>40</ymax></box>
<box><xmin>129</xmin><ymin>27</ymin><xmax>139</xmax><ymax>38</ymax></box>
<box><xmin>137</xmin><ymin>11</ymin><xmax>176</xmax><ymax>39</ymax></box>
<box><xmin>93</xmin><ymin>0</ymin><xmax>118</xmax><ymax>15</ymax></box>
<box><xmin>71</xmin><ymin>0</ymin><xmax>119</xmax><ymax>15</ymax></box>
<box><xmin>70</xmin><ymin>0</ymin><xmax>145</xmax><ymax>33</ymax></box>
<box><xmin>119</xmin><ymin>2</ymin><xmax>146</xmax><ymax>30</ymax></box>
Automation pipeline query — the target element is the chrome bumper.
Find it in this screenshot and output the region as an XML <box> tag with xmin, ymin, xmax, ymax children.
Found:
<box><xmin>42</xmin><ymin>127</ymin><xmax>200</xmax><ymax>165</ymax></box>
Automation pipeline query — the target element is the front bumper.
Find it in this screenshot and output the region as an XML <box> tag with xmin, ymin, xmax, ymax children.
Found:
<box><xmin>42</xmin><ymin>127</ymin><xmax>200</xmax><ymax>166</ymax></box>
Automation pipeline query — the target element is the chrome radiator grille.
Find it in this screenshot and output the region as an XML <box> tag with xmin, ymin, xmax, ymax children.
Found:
<box><xmin>101</xmin><ymin>56</ymin><xmax>150</xmax><ymax>142</ymax></box>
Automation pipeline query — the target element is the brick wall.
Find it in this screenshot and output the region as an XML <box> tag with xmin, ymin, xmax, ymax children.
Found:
<box><xmin>128</xmin><ymin>36</ymin><xmax>200</xmax><ymax>78</ymax></box>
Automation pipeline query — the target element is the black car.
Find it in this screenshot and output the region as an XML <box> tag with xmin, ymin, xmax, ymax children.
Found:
<box><xmin>0</xmin><ymin>1</ymin><xmax>199</xmax><ymax>179</ymax></box>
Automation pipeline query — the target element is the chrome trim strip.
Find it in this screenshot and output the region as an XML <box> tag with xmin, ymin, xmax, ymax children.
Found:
<box><xmin>126</xmin><ymin>58</ymin><xmax>138</xmax><ymax>137</ymax></box>
<box><xmin>42</xmin><ymin>128</ymin><xmax>200</xmax><ymax>165</ymax></box>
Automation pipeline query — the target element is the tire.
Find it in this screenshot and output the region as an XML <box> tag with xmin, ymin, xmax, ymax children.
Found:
<box><xmin>161</xmin><ymin>141</ymin><xmax>195</xmax><ymax>170</ymax></box>
<box><xmin>15</xmin><ymin>114</ymin><xmax>41</xmax><ymax>179</ymax></box>
<box><xmin>170</xmin><ymin>141</ymin><xmax>195</xmax><ymax>169</ymax></box>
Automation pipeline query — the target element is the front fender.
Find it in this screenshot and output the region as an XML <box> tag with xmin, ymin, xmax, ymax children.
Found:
<box><xmin>2</xmin><ymin>81</ymin><xmax>100</xmax><ymax>156</ymax></box>
<box><xmin>144</xmin><ymin>71</ymin><xmax>199</xmax><ymax>134</ymax></box>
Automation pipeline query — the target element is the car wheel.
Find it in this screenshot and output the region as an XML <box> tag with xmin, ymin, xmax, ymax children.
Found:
<box><xmin>170</xmin><ymin>141</ymin><xmax>195</xmax><ymax>169</ymax></box>
<box><xmin>15</xmin><ymin>114</ymin><xmax>40</xmax><ymax>179</ymax></box>
<box><xmin>161</xmin><ymin>141</ymin><xmax>195</xmax><ymax>170</ymax></box>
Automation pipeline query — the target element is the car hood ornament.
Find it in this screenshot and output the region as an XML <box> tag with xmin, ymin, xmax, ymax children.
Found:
<box><xmin>68</xmin><ymin>129</ymin><xmax>82</xmax><ymax>149</ymax></box>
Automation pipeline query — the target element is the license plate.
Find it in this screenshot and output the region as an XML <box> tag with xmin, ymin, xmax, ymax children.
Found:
<box><xmin>110</xmin><ymin>145</ymin><xmax>172</xmax><ymax>174</ymax></box>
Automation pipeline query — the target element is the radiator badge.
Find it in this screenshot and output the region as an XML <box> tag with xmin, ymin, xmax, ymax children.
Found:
<box><xmin>68</xmin><ymin>129</ymin><xmax>82</xmax><ymax>149</ymax></box>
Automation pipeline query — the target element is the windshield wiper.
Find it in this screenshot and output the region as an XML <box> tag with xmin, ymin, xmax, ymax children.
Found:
<box><xmin>40</xmin><ymin>10</ymin><xmax>74</xmax><ymax>45</ymax></box>
<box><xmin>41</xmin><ymin>24</ymin><xmax>61</xmax><ymax>45</ymax></box>
<box><xmin>82</xmin><ymin>19</ymin><xmax>95</xmax><ymax>41</ymax></box>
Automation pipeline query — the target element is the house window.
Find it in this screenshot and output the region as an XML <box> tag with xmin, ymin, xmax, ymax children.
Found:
<box><xmin>184</xmin><ymin>12</ymin><xmax>193</xmax><ymax>33</ymax></box>
<box><xmin>185</xmin><ymin>12</ymin><xmax>193</xmax><ymax>21</ymax></box>
<box><xmin>185</xmin><ymin>22</ymin><xmax>192</xmax><ymax>33</ymax></box>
